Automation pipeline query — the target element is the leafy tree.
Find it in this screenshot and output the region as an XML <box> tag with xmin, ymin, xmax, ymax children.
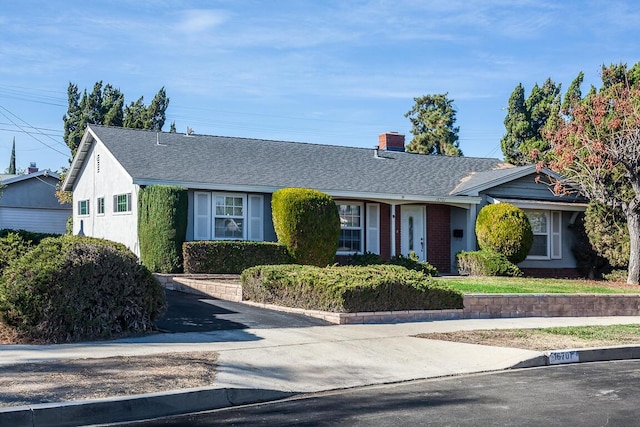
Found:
<box><xmin>545</xmin><ymin>62</ymin><xmax>640</xmax><ymax>284</ymax></box>
<box><xmin>501</xmin><ymin>79</ymin><xmax>561</xmax><ymax>165</ymax></box>
<box><xmin>405</xmin><ymin>93</ymin><xmax>462</xmax><ymax>156</ymax></box>
<box><xmin>7</xmin><ymin>138</ymin><xmax>16</xmax><ymax>174</ymax></box>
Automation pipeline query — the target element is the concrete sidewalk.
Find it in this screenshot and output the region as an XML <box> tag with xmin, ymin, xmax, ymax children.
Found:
<box><xmin>1</xmin><ymin>316</ymin><xmax>640</xmax><ymax>426</ymax></box>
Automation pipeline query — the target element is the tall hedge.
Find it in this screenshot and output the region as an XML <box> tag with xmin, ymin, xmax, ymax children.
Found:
<box><xmin>271</xmin><ymin>188</ymin><xmax>340</xmax><ymax>266</ymax></box>
<box><xmin>475</xmin><ymin>203</ymin><xmax>533</xmax><ymax>264</ymax></box>
<box><xmin>138</xmin><ymin>185</ymin><xmax>188</xmax><ymax>273</ymax></box>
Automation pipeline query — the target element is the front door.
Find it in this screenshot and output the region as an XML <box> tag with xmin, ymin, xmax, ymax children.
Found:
<box><xmin>401</xmin><ymin>205</ymin><xmax>426</xmax><ymax>261</ymax></box>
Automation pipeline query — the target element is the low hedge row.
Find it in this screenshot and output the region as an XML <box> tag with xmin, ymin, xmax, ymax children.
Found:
<box><xmin>0</xmin><ymin>228</ymin><xmax>60</xmax><ymax>245</ymax></box>
<box><xmin>348</xmin><ymin>252</ymin><xmax>438</xmax><ymax>276</ymax></box>
<box><xmin>241</xmin><ymin>264</ymin><xmax>463</xmax><ymax>312</ymax></box>
<box><xmin>183</xmin><ymin>241</ymin><xmax>292</xmax><ymax>274</ymax></box>
<box><xmin>456</xmin><ymin>250</ymin><xmax>523</xmax><ymax>277</ymax></box>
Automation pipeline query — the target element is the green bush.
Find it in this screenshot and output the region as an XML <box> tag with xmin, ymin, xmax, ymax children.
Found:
<box><xmin>348</xmin><ymin>251</ymin><xmax>438</xmax><ymax>276</ymax></box>
<box><xmin>271</xmin><ymin>188</ymin><xmax>340</xmax><ymax>266</ymax></box>
<box><xmin>475</xmin><ymin>203</ymin><xmax>533</xmax><ymax>263</ymax></box>
<box><xmin>183</xmin><ymin>240</ymin><xmax>292</xmax><ymax>273</ymax></box>
<box><xmin>0</xmin><ymin>235</ymin><xmax>166</xmax><ymax>343</ymax></box>
<box><xmin>569</xmin><ymin>212</ymin><xmax>611</xmax><ymax>279</ymax></box>
<box><xmin>0</xmin><ymin>232</ymin><xmax>34</xmax><ymax>274</ymax></box>
<box><xmin>138</xmin><ymin>185</ymin><xmax>188</xmax><ymax>273</ymax></box>
<box><xmin>457</xmin><ymin>250</ymin><xmax>523</xmax><ymax>277</ymax></box>
<box><xmin>584</xmin><ymin>202</ymin><xmax>629</xmax><ymax>269</ymax></box>
<box><xmin>0</xmin><ymin>229</ymin><xmax>60</xmax><ymax>245</ymax></box>
<box><xmin>241</xmin><ymin>264</ymin><xmax>463</xmax><ymax>312</ymax></box>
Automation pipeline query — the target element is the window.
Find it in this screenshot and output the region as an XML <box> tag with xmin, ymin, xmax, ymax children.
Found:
<box><xmin>77</xmin><ymin>199</ymin><xmax>89</xmax><ymax>216</ymax></box>
<box><xmin>526</xmin><ymin>210</ymin><xmax>562</xmax><ymax>259</ymax></box>
<box><xmin>337</xmin><ymin>203</ymin><xmax>362</xmax><ymax>253</ymax></box>
<box><xmin>193</xmin><ymin>192</ymin><xmax>264</xmax><ymax>241</ymax></box>
<box><xmin>214</xmin><ymin>195</ymin><xmax>244</xmax><ymax>239</ymax></box>
<box><xmin>113</xmin><ymin>193</ymin><xmax>132</xmax><ymax>213</ymax></box>
<box><xmin>97</xmin><ymin>197</ymin><xmax>105</xmax><ymax>215</ymax></box>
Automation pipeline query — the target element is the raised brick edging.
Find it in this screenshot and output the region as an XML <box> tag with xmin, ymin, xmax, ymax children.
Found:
<box><xmin>155</xmin><ymin>275</ymin><xmax>640</xmax><ymax>324</ymax></box>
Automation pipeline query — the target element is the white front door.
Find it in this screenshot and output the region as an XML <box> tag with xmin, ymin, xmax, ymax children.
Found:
<box><xmin>401</xmin><ymin>205</ymin><xmax>426</xmax><ymax>261</ymax></box>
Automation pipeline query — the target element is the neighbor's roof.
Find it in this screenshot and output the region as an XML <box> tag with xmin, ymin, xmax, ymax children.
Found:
<box><xmin>1</xmin><ymin>170</ymin><xmax>60</xmax><ymax>186</ymax></box>
<box><xmin>64</xmin><ymin>125</ymin><xmax>515</xmax><ymax>201</ymax></box>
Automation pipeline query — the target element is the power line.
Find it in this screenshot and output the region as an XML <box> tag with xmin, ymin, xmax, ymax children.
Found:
<box><xmin>0</xmin><ymin>106</ymin><xmax>69</xmax><ymax>157</ymax></box>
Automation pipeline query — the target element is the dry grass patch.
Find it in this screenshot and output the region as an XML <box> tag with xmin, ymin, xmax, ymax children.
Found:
<box><xmin>416</xmin><ymin>324</ymin><xmax>640</xmax><ymax>351</ymax></box>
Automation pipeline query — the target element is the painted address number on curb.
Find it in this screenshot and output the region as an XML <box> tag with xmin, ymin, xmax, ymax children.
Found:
<box><xmin>548</xmin><ymin>351</ymin><xmax>580</xmax><ymax>365</ymax></box>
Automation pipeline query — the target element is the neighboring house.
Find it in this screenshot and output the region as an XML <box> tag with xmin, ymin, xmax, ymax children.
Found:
<box><xmin>0</xmin><ymin>167</ymin><xmax>71</xmax><ymax>234</ymax></box>
<box><xmin>62</xmin><ymin>125</ymin><xmax>587</xmax><ymax>275</ymax></box>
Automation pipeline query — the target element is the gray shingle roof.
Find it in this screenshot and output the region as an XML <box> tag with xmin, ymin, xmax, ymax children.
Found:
<box><xmin>81</xmin><ymin>125</ymin><xmax>511</xmax><ymax>198</ymax></box>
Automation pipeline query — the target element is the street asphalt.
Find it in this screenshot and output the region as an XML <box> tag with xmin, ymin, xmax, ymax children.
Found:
<box><xmin>0</xmin><ymin>290</ymin><xmax>639</xmax><ymax>427</ymax></box>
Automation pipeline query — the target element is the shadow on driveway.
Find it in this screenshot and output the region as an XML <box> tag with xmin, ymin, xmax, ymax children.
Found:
<box><xmin>156</xmin><ymin>290</ymin><xmax>331</xmax><ymax>333</ymax></box>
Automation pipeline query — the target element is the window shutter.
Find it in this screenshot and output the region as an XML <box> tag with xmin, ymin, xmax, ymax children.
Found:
<box><xmin>248</xmin><ymin>195</ymin><xmax>264</xmax><ymax>241</ymax></box>
<box><xmin>550</xmin><ymin>211</ymin><xmax>562</xmax><ymax>259</ymax></box>
<box><xmin>127</xmin><ymin>193</ymin><xmax>132</xmax><ymax>211</ymax></box>
<box><xmin>366</xmin><ymin>203</ymin><xmax>380</xmax><ymax>254</ymax></box>
<box><xmin>194</xmin><ymin>192</ymin><xmax>212</xmax><ymax>240</ymax></box>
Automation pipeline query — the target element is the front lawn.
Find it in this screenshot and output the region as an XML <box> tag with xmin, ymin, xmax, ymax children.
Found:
<box><xmin>434</xmin><ymin>276</ymin><xmax>640</xmax><ymax>294</ymax></box>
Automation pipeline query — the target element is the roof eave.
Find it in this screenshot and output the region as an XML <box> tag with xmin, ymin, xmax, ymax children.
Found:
<box><xmin>62</xmin><ymin>126</ymin><xmax>98</xmax><ymax>192</ymax></box>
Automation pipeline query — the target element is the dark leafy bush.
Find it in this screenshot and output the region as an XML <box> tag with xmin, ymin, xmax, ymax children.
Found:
<box><xmin>457</xmin><ymin>250</ymin><xmax>523</xmax><ymax>277</ymax></box>
<box><xmin>569</xmin><ymin>212</ymin><xmax>612</xmax><ymax>279</ymax></box>
<box><xmin>0</xmin><ymin>232</ymin><xmax>34</xmax><ymax>274</ymax></box>
<box><xmin>0</xmin><ymin>235</ymin><xmax>166</xmax><ymax>343</ymax></box>
<box><xmin>476</xmin><ymin>203</ymin><xmax>533</xmax><ymax>263</ymax></box>
<box><xmin>271</xmin><ymin>188</ymin><xmax>340</xmax><ymax>266</ymax></box>
<box><xmin>348</xmin><ymin>251</ymin><xmax>438</xmax><ymax>276</ymax></box>
<box><xmin>183</xmin><ymin>240</ymin><xmax>292</xmax><ymax>274</ymax></box>
<box><xmin>0</xmin><ymin>229</ymin><xmax>60</xmax><ymax>245</ymax></box>
<box><xmin>241</xmin><ymin>264</ymin><xmax>462</xmax><ymax>312</ymax></box>
<box><xmin>138</xmin><ymin>185</ymin><xmax>188</xmax><ymax>273</ymax></box>
<box><xmin>584</xmin><ymin>202</ymin><xmax>629</xmax><ymax>269</ymax></box>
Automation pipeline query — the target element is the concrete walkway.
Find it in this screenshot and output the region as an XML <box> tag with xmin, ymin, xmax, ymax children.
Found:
<box><xmin>2</xmin><ymin>315</ymin><xmax>640</xmax><ymax>426</ymax></box>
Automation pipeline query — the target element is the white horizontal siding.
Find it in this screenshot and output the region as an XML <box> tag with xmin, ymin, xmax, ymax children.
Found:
<box><xmin>0</xmin><ymin>207</ymin><xmax>70</xmax><ymax>234</ymax></box>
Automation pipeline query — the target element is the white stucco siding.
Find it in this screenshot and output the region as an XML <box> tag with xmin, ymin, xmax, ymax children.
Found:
<box><xmin>72</xmin><ymin>141</ymin><xmax>140</xmax><ymax>256</ymax></box>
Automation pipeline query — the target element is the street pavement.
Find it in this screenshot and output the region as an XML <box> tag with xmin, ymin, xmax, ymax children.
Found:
<box><xmin>1</xmin><ymin>290</ymin><xmax>639</xmax><ymax>426</ymax></box>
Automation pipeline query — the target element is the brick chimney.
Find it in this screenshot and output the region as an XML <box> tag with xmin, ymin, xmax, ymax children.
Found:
<box><xmin>27</xmin><ymin>162</ymin><xmax>38</xmax><ymax>174</ymax></box>
<box><xmin>378</xmin><ymin>132</ymin><xmax>405</xmax><ymax>152</ymax></box>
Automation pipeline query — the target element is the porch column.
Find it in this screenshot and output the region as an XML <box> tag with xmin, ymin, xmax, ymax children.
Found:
<box><xmin>466</xmin><ymin>203</ymin><xmax>477</xmax><ymax>251</ymax></box>
<box><xmin>390</xmin><ymin>203</ymin><xmax>396</xmax><ymax>257</ymax></box>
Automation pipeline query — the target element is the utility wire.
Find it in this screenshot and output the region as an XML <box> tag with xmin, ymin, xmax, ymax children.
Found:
<box><xmin>0</xmin><ymin>106</ymin><xmax>68</xmax><ymax>157</ymax></box>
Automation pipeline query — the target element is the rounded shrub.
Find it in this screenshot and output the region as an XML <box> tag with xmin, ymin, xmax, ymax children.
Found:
<box><xmin>0</xmin><ymin>235</ymin><xmax>166</xmax><ymax>343</ymax></box>
<box><xmin>271</xmin><ymin>188</ymin><xmax>340</xmax><ymax>266</ymax></box>
<box><xmin>0</xmin><ymin>232</ymin><xmax>34</xmax><ymax>274</ymax></box>
<box><xmin>475</xmin><ymin>203</ymin><xmax>533</xmax><ymax>264</ymax></box>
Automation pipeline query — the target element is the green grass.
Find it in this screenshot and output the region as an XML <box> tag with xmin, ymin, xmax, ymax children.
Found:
<box><xmin>434</xmin><ymin>276</ymin><xmax>640</xmax><ymax>294</ymax></box>
<box><xmin>539</xmin><ymin>324</ymin><xmax>640</xmax><ymax>341</ymax></box>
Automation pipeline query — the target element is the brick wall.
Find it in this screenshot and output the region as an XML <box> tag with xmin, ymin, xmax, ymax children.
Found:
<box><xmin>427</xmin><ymin>204</ymin><xmax>451</xmax><ymax>273</ymax></box>
<box><xmin>379</xmin><ymin>203</ymin><xmax>391</xmax><ymax>259</ymax></box>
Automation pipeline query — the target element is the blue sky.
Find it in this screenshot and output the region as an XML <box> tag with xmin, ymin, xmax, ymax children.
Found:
<box><xmin>1</xmin><ymin>0</ymin><xmax>639</xmax><ymax>172</ymax></box>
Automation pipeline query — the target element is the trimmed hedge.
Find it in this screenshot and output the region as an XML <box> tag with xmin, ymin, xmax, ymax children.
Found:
<box><xmin>241</xmin><ymin>264</ymin><xmax>463</xmax><ymax>312</ymax></box>
<box><xmin>475</xmin><ymin>203</ymin><xmax>533</xmax><ymax>264</ymax></box>
<box><xmin>0</xmin><ymin>228</ymin><xmax>60</xmax><ymax>245</ymax></box>
<box><xmin>0</xmin><ymin>235</ymin><xmax>166</xmax><ymax>343</ymax></box>
<box><xmin>271</xmin><ymin>188</ymin><xmax>340</xmax><ymax>266</ymax></box>
<box><xmin>348</xmin><ymin>251</ymin><xmax>439</xmax><ymax>277</ymax></box>
<box><xmin>138</xmin><ymin>185</ymin><xmax>188</xmax><ymax>273</ymax></box>
<box><xmin>456</xmin><ymin>250</ymin><xmax>523</xmax><ymax>277</ymax></box>
<box><xmin>183</xmin><ymin>240</ymin><xmax>292</xmax><ymax>274</ymax></box>
<box><xmin>0</xmin><ymin>232</ymin><xmax>34</xmax><ymax>274</ymax></box>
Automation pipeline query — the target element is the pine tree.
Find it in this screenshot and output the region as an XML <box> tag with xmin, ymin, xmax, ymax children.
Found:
<box><xmin>405</xmin><ymin>93</ymin><xmax>462</xmax><ymax>156</ymax></box>
<box><xmin>8</xmin><ymin>138</ymin><xmax>16</xmax><ymax>174</ymax></box>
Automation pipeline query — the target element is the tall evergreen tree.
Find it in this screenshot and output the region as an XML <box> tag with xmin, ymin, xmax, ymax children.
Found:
<box><xmin>500</xmin><ymin>78</ymin><xmax>561</xmax><ymax>165</ymax></box>
<box><xmin>405</xmin><ymin>93</ymin><xmax>462</xmax><ymax>156</ymax></box>
<box><xmin>8</xmin><ymin>138</ymin><xmax>16</xmax><ymax>174</ymax></box>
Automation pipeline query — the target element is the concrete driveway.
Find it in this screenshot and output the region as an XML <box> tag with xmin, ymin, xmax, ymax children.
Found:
<box><xmin>155</xmin><ymin>290</ymin><xmax>331</xmax><ymax>333</ymax></box>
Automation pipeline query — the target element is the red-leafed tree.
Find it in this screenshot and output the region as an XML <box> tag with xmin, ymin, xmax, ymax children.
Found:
<box><xmin>544</xmin><ymin>63</ymin><xmax>640</xmax><ymax>284</ymax></box>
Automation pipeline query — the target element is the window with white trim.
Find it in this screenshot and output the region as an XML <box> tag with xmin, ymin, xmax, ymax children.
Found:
<box><xmin>113</xmin><ymin>193</ymin><xmax>132</xmax><ymax>213</ymax></box>
<box><xmin>214</xmin><ymin>195</ymin><xmax>244</xmax><ymax>239</ymax></box>
<box><xmin>337</xmin><ymin>203</ymin><xmax>363</xmax><ymax>253</ymax></box>
<box><xmin>97</xmin><ymin>197</ymin><xmax>105</xmax><ymax>215</ymax></box>
<box><xmin>526</xmin><ymin>210</ymin><xmax>562</xmax><ymax>259</ymax></box>
<box><xmin>193</xmin><ymin>192</ymin><xmax>264</xmax><ymax>241</ymax></box>
<box><xmin>78</xmin><ymin>199</ymin><xmax>90</xmax><ymax>216</ymax></box>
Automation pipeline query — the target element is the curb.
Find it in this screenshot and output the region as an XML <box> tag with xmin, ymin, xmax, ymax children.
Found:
<box><xmin>0</xmin><ymin>387</ymin><xmax>296</xmax><ymax>427</ymax></box>
<box><xmin>511</xmin><ymin>345</ymin><xmax>640</xmax><ymax>369</ymax></box>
